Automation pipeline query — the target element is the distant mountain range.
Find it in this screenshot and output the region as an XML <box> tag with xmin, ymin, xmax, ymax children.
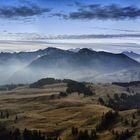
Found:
<box><xmin>0</xmin><ymin>47</ymin><xmax>62</xmax><ymax>65</ymax></box>
<box><xmin>123</xmin><ymin>51</ymin><xmax>140</xmax><ymax>62</ymax></box>
<box><xmin>0</xmin><ymin>47</ymin><xmax>139</xmax><ymax>84</ymax></box>
<box><xmin>7</xmin><ymin>47</ymin><xmax>140</xmax><ymax>84</ymax></box>
<box><xmin>0</xmin><ymin>47</ymin><xmax>64</xmax><ymax>84</ymax></box>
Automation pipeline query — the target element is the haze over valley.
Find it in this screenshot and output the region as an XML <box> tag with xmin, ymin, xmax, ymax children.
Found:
<box><xmin>0</xmin><ymin>47</ymin><xmax>139</xmax><ymax>84</ymax></box>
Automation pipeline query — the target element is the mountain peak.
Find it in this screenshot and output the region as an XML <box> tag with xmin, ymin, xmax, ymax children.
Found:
<box><xmin>46</xmin><ymin>47</ymin><xmax>61</xmax><ymax>51</ymax></box>
<box><xmin>37</xmin><ymin>47</ymin><xmax>61</xmax><ymax>52</ymax></box>
<box><xmin>78</xmin><ymin>48</ymin><xmax>95</xmax><ymax>54</ymax></box>
<box><xmin>123</xmin><ymin>51</ymin><xmax>134</xmax><ymax>54</ymax></box>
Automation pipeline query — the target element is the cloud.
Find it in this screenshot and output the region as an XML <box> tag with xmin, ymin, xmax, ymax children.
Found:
<box><xmin>91</xmin><ymin>27</ymin><xmax>140</xmax><ymax>33</ymax></box>
<box><xmin>53</xmin><ymin>3</ymin><xmax>140</xmax><ymax>20</ymax></box>
<box><xmin>0</xmin><ymin>4</ymin><xmax>51</xmax><ymax>19</ymax></box>
<box><xmin>2</xmin><ymin>32</ymin><xmax>140</xmax><ymax>41</ymax></box>
<box><xmin>70</xmin><ymin>4</ymin><xmax>140</xmax><ymax>20</ymax></box>
<box><xmin>49</xmin><ymin>13</ymin><xmax>68</xmax><ymax>19</ymax></box>
<box><xmin>44</xmin><ymin>34</ymin><xmax>140</xmax><ymax>39</ymax></box>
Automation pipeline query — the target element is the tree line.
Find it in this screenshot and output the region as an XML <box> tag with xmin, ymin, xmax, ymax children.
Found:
<box><xmin>66</xmin><ymin>81</ymin><xmax>94</xmax><ymax>96</ymax></box>
<box><xmin>0</xmin><ymin>125</ymin><xmax>60</xmax><ymax>140</ymax></box>
<box><xmin>71</xmin><ymin>127</ymin><xmax>97</xmax><ymax>140</ymax></box>
<box><xmin>99</xmin><ymin>93</ymin><xmax>140</xmax><ymax>110</ymax></box>
<box><xmin>30</xmin><ymin>78</ymin><xmax>94</xmax><ymax>97</ymax></box>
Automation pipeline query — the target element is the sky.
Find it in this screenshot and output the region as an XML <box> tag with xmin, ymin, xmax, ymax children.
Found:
<box><xmin>0</xmin><ymin>0</ymin><xmax>140</xmax><ymax>53</ymax></box>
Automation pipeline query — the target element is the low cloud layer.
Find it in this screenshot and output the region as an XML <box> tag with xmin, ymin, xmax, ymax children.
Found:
<box><xmin>45</xmin><ymin>34</ymin><xmax>140</xmax><ymax>39</ymax></box>
<box><xmin>54</xmin><ymin>3</ymin><xmax>140</xmax><ymax>20</ymax></box>
<box><xmin>1</xmin><ymin>32</ymin><xmax>140</xmax><ymax>40</ymax></box>
<box><xmin>0</xmin><ymin>4</ymin><xmax>51</xmax><ymax>18</ymax></box>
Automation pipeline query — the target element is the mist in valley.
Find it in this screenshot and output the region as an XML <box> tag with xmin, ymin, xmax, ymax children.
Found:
<box><xmin>0</xmin><ymin>60</ymin><xmax>29</xmax><ymax>85</ymax></box>
<box><xmin>0</xmin><ymin>47</ymin><xmax>139</xmax><ymax>85</ymax></box>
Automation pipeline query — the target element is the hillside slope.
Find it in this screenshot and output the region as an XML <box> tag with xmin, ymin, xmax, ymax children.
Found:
<box><xmin>0</xmin><ymin>79</ymin><xmax>140</xmax><ymax>140</ymax></box>
<box><xmin>123</xmin><ymin>51</ymin><xmax>140</xmax><ymax>62</ymax></box>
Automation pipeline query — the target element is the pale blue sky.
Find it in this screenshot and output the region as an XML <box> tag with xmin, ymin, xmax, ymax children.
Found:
<box><xmin>0</xmin><ymin>0</ymin><xmax>140</xmax><ymax>52</ymax></box>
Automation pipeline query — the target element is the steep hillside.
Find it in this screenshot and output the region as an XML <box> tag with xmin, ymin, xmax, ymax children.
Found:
<box><xmin>123</xmin><ymin>51</ymin><xmax>140</xmax><ymax>62</ymax></box>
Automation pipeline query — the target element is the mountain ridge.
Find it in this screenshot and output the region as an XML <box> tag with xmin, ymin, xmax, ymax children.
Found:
<box><xmin>123</xmin><ymin>51</ymin><xmax>140</xmax><ymax>62</ymax></box>
<box><xmin>9</xmin><ymin>47</ymin><xmax>140</xmax><ymax>84</ymax></box>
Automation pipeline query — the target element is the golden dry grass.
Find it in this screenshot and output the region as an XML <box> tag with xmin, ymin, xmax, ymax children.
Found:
<box><xmin>0</xmin><ymin>83</ymin><xmax>139</xmax><ymax>140</ymax></box>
